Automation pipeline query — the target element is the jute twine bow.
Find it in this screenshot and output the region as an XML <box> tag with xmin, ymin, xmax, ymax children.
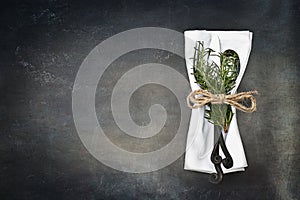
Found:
<box><xmin>187</xmin><ymin>89</ymin><xmax>258</xmax><ymax>113</ymax></box>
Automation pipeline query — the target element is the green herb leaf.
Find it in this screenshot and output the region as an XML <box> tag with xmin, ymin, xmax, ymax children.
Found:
<box><xmin>191</xmin><ymin>42</ymin><xmax>240</xmax><ymax>132</ymax></box>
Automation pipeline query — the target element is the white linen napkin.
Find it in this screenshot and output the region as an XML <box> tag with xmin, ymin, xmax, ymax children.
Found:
<box><xmin>184</xmin><ymin>30</ymin><xmax>253</xmax><ymax>174</ymax></box>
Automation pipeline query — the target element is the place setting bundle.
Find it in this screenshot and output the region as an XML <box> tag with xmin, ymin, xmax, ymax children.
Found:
<box><xmin>184</xmin><ymin>30</ymin><xmax>257</xmax><ymax>184</ymax></box>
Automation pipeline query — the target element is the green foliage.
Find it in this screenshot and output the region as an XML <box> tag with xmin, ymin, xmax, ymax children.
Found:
<box><xmin>192</xmin><ymin>41</ymin><xmax>240</xmax><ymax>132</ymax></box>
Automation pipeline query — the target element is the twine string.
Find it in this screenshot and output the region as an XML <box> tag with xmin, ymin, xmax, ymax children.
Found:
<box><xmin>187</xmin><ymin>89</ymin><xmax>258</xmax><ymax>113</ymax></box>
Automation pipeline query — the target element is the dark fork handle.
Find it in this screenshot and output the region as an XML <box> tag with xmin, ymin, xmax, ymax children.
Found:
<box><xmin>209</xmin><ymin>130</ymin><xmax>233</xmax><ymax>184</ymax></box>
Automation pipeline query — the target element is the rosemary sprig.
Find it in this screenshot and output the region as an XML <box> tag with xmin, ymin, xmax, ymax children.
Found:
<box><xmin>191</xmin><ymin>41</ymin><xmax>240</xmax><ymax>132</ymax></box>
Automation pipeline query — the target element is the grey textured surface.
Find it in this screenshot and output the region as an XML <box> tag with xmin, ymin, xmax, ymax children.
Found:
<box><xmin>0</xmin><ymin>0</ymin><xmax>299</xmax><ymax>199</ymax></box>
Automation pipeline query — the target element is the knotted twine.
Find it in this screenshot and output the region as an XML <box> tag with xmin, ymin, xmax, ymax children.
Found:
<box><xmin>187</xmin><ymin>89</ymin><xmax>258</xmax><ymax>113</ymax></box>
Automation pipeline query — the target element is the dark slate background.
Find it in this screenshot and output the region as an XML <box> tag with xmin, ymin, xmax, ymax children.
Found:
<box><xmin>0</xmin><ymin>0</ymin><xmax>299</xmax><ymax>199</ymax></box>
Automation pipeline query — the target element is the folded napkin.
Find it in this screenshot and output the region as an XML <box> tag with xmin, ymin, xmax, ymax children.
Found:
<box><xmin>184</xmin><ymin>30</ymin><xmax>253</xmax><ymax>174</ymax></box>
